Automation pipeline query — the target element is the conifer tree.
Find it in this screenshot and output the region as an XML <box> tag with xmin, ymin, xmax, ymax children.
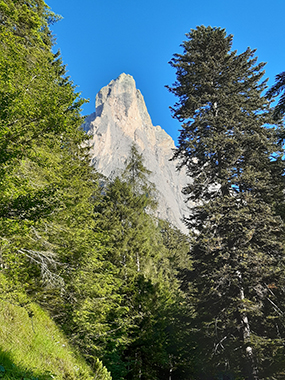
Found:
<box><xmin>267</xmin><ymin>71</ymin><xmax>285</xmax><ymax>120</ymax></box>
<box><xmin>0</xmin><ymin>1</ymin><xmax>112</xmax><ymax>378</ymax></box>
<box><xmin>168</xmin><ymin>26</ymin><xmax>285</xmax><ymax>379</ymax></box>
<box><xmin>93</xmin><ymin>145</ymin><xmax>171</xmax><ymax>378</ymax></box>
<box><xmin>122</xmin><ymin>143</ymin><xmax>156</xmax><ymax>202</ymax></box>
<box><xmin>0</xmin><ymin>0</ymin><xmax>89</xmax><ymax>280</ymax></box>
<box><xmin>70</xmin><ymin>145</ymin><xmax>188</xmax><ymax>379</ymax></box>
<box><xmin>0</xmin><ymin>0</ymin><xmax>102</xmax><ymax>328</ymax></box>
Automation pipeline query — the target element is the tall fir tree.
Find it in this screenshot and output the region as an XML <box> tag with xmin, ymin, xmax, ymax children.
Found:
<box><xmin>168</xmin><ymin>26</ymin><xmax>285</xmax><ymax>380</ymax></box>
<box><xmin>0</xmin><ymin>0</ymin><xmax>93</xmax><ymax>293</ymax></box>
<box><xmin>92</xmin><ymin>145</ymin><xmax>173</xmax><ymax>379</ymax></box>
<box><xmin>0</xmin><ymin>1</ymin><xmax>113</xmax><ymax>378</ymax></box>
<box><xmin>266</xmin><ymin>71</ymin><xmax>285</xmax><ymax>121</ymax></box>
<box><xmin>70</xmin><ymin>145</ymin><xmax>191</xmax><ymax>380</ymax></box>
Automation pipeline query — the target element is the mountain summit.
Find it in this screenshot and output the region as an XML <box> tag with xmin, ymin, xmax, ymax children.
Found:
<box><xmin>83</xmin><ymin>73</ymin><xmax>189</xmax><ymax>231</ymax></box>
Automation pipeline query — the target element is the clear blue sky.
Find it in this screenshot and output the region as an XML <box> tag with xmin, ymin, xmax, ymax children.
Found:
<box><xmin>46</xmin><ymin>0</ymin><xmax>285</xmax><ymax>145</ymax></box>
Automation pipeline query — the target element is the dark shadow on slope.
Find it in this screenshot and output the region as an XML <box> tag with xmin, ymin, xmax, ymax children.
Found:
<box><xmin>0</xmin><ymin>348</ymin><xmax>53</xmax><ymax>380</ymax></box>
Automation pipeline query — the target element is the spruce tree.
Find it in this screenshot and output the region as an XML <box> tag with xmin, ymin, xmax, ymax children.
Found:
<box><xmin>93</xmin><ymin>145</ymin><xmax>169</xmax><ymax>379</ymax></box>
<box><xmin>168</xmin><ymin>26</ymin><xmax>285</xmax><ymax>379</ymax></box>
<box><xmin>122</xmin><ymin>143</ymin><xmax>156</xmax><ymax>202</ymax></box>
<box><xmin>0</xmin><ymin>0</ymin><xmax>102</xmax><ymax>331</ymax></box>
<box><xmin>0</xmin><ymin>0</ymin><xmax>90</xmax><ymax>289</ymax></box>
<box><xmin>0</xmin><ymin>1</ymin><xmax>114</xmax><ymax>378</ymax></box>
<box><xmin>267</xmin><ymin>71</ymin><xmax>285</xmax><ymax>120</ymax></box>
<box><xmin>70</xmin><ymin>145</ymin><xmax>188</xmax><ymax>379</ymax></box>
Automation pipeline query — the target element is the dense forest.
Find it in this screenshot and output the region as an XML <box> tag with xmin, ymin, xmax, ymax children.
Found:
<box><xmin>0</xmin><ymin>2</ymin><xmax>285</xmax><ymax>380</ymax></box>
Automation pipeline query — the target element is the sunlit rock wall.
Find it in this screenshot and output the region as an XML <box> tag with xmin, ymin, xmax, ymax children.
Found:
<box><xmin>83</xmin><ymin>73</ymin><xmax>190</xmax><ymax>232</ymax></box>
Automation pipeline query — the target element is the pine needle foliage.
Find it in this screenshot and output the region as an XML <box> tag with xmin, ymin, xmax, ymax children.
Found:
<box><xmin>266</xmin><ymin>71</ymin><xmax>285</xmax><ymax>121</ymax></box>
<box><xmin>0</xmin><ymin>1</ymin><xmax>111</xmax><ymax>378</ymax></box>
<box><xmin>0</xmin><ymin>0</ymin><xmax>95</xmax><ymax>294</ymax></box>
<box><xmin>168</xmin><ymin>25</ymin><xmax>285</xmax><ymax>380</ymax></box>
<box><xmin>68</xmin><ymin>145</ymin><xmax>192</xmax><ymax>379</ymax></box>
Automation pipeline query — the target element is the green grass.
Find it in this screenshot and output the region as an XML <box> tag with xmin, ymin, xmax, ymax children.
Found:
<box><xmin>0</xmin><ymin>301</ymin><xmax>111</xmax><ymax>379</ymax></box>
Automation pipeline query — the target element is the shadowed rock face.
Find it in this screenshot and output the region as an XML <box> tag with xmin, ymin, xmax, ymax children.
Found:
<box><xmin>82</xmin><ymin>73</ymin><xmax>190</xmax><ymax>232</ymax></box>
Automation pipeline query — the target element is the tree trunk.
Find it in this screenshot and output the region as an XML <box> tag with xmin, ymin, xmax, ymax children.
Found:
<box><xmin>236</xmin><ymin>270</ymin><xmax>259</xmax><ymax>380</ymax></box>
<box><xmin>136</xmin><ymin>252</ymin><xmax>140</xmax><ymax>272</ymax></box>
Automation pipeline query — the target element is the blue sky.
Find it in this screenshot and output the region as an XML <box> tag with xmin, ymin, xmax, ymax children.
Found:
<box><xmin>46</xmin><ymin>0</ymin><xmax>285</xmax><ymax>145</ymax></box>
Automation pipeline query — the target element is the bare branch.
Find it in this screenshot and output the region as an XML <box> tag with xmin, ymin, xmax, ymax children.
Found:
<box><xmin>18</xmin><ymin>248</ymin><xmax>64</xmax><ymax>288</ymax></box>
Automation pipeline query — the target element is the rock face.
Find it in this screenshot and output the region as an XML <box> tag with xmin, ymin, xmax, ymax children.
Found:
<box><xmin>82</xmin><ymin>73</ymin><xmax>189</xmax><ymax>232</ymax></box>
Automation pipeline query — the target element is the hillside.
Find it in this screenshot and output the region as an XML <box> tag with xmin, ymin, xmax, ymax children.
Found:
<box><xmin>0</xmin><ymin>299</ymin><xmax>111</xmax><ymax>380</ymax></box>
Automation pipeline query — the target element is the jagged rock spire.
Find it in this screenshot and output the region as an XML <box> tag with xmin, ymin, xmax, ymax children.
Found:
<box><xmin>83</xmin><ymin>74</ymin><xmax>189</xmax><ymax>232</ymax></box>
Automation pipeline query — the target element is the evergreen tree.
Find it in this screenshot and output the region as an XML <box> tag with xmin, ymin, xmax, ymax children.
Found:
<box><xmin>266</xmin><ymin>71</ymin><xmax>285</xmax><ymax>120</ymax></box>
<box><xmin>92</xmin><ymin>146</ymin><xmax>172</xmax><ymax>379</ymax></box>
<box><xmin>0</xmin><ymin>1</ymin><xmax>113</xmax><ymax>378</ymax></box>
<box><xmin>0</xmin><ymin>0</ymin><xmax>91</xmax><ymax>289</ymax></box>
<box><xmin>70</xmin><ymin>145</ymin><xmax>188</xmax><ymax>379</ymax></box>
<box><xmin>0</xmin><ymin>0</ymin><xmax>103</xmax><ymax>353</ymax></box>
<box><xmin>168</xmin><ymin>26</ymin><xmax>285</xmax><ymax>379</ymax></box>
<box><xmin>157</xmin><ymin>220</ymin><xmax>198</xmax><ymax>380</ymax></box>
<box><xmin>122</xmin><ymin>143</ymin><xmax>156</xmax><ymax>203</ymax></box>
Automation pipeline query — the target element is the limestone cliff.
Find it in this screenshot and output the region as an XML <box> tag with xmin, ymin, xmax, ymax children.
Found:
<box><xmin>83</xmin><ymin>73</ymin><xmax>189</xmax><ymax>232</ymax></box>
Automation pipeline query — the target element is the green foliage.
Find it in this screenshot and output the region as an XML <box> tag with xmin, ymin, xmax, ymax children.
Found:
<box><xmin>0</xmin><ymin>301</ymin><xmax>110</xmax><ymax>380</ymax></box>
<box><xmin>267</xmin><ymin>71</ymin><xmax>285</xmax><ymax>121</ymax></box>
<box><xmin>4</xmin><ymin>2</ymin><xmax>273</xmax><ymax>380</ymax></box>
<box><xmin>0</xmin><ymin>0</ymin><xmax>60</xmax><ymax>49</ymax></box>
<box><xmin>122</xmin><ymin>143</ymin><xmax>156</xmax><ymax>207</ymax></box>
<box><xmin>0</xmin><ymin>1</ymin><xmax>111</xmax><ymax>379</ymax></box>
<box><xmin>169</xmin><ymin>25</ymin><xmax>285</xmax><ymax>379</ymax></box>
<box><xmin>62</xmin><ymin>145</ymin><xmax>194</xmax><ymax>379</ymax></box>
<box><xmin>0</xmin><ymin>0</ymin><xmax>95</xmax><ymax>293</ymax></box>
<box><xmin>0</xmin><ymin>3</ymin><xmax>196</xmax><ymax>379</ymax></box>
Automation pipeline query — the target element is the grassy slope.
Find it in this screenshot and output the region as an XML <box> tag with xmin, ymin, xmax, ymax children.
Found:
<box><xmin>0</xmin><ymin>301</ymin><xmax>111</xmax><ymax>380</ymax></box>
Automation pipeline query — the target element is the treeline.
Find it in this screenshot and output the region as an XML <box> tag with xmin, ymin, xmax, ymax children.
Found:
<box><xmin>1</xmin><ymin>2</ymin><xmax>285</xmax><ymax>380</ymax></box>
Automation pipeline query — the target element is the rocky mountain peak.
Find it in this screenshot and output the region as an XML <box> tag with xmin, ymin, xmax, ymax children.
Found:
<box><xmin>83</xmin><ymin>74</ymin><xmax>189</xmax><ymax>232</ymax></box>
<box><xmin>95</xmin><ymin>73</ymin><xmax>142</xmax><ymax>119</ymax></box>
